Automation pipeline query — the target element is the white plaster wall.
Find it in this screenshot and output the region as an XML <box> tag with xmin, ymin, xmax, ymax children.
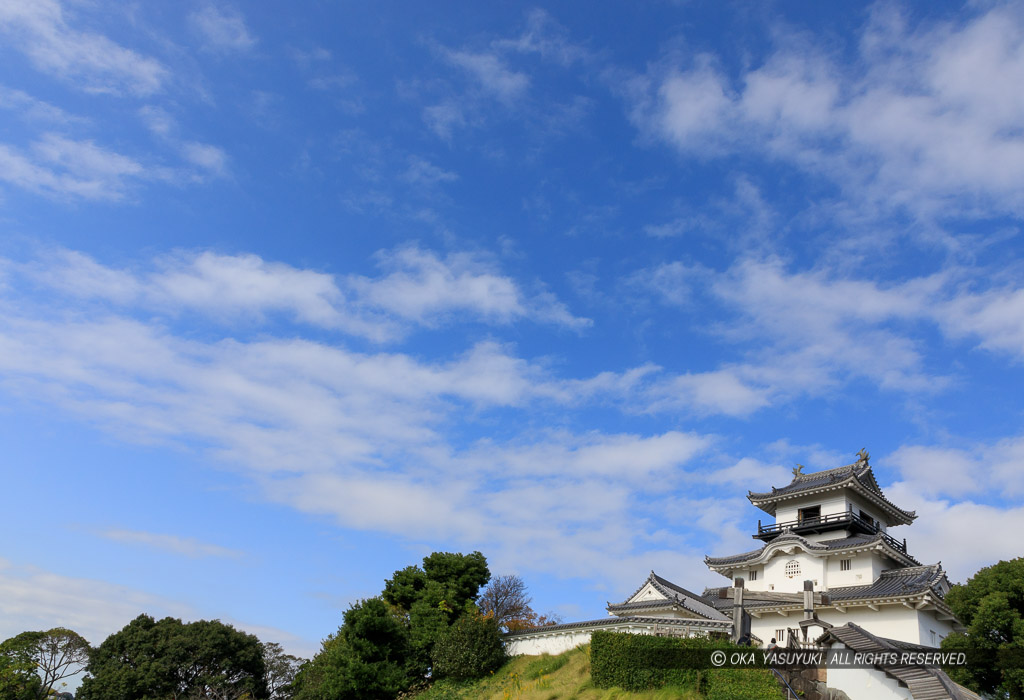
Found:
<box><xmin>505</xmin><ymin>624</ymin><xmax>722</xmax><ymax>656</ymax></box>
<box><xmin>916</xmin><ymin>612</ymin><xmax>955</xmax><ymax>647</ymax></box>
<box><xmin>826</xmin><ymin>551</ymin><xmax>877</xmax><ymax>589</ymax></box>
<box><xmin>775</xmin><ymin>494</ymin><xmax>848</xmax><ymax>525</ymax></box>
<box><xmin>748</xmin><ymin>604</ymin><xmax>941</xmax><ymax>647</ymax></box>
<box><xmin>506</xmin><ymin>628</ymin><xmax>596</xmax><ymax>656</ymax></box>
<box><xmin>763</xmin><ymin>551</ymin><xmax>825</xmax><ymax>592</ymax></box>
<box><xmin>633</xmin><ymin>583</ymin><xmax>665</xmax><ymax>602</ymax></box>
<box><xmin>739</xmin><ymin>565</ymin><xmax>764</xmax><ymax>591</ymax></box>
<box><xmin>827</xmin><ymin>665</ymin><xmax>913</xmax><ymax>700</ymax></box>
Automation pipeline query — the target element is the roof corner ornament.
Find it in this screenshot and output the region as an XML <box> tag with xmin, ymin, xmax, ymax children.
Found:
<box><xmin>792</xmin><ymin>464</ymin><xmax>805</xmax><ymax>477</ymax></box>
<box><xmin>856</xmin><ymin>448</ymin><xmax>870</xmax><ymax>465</ymax></box>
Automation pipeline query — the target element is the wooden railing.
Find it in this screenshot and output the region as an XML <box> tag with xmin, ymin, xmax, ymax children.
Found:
<box><xmin>756</xmin><ymin>511</ymin><xmax>908</xmax><ymax>553</ymax></box>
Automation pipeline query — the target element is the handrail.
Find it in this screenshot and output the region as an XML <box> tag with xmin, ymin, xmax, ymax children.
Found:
<box><xmin>771</xmin><ymin>668</ymin><xmax>800</xmax><ymax>700</ymax></box>
<box><xmin>757</xmin><ymin>512</ymin><xmax>908</xmax><ymax>553</ymax></box>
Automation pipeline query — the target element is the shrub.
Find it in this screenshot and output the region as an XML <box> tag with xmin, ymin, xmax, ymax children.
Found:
<box><xmin>590</xmin><ymin>631</ymin><xmax>781</xmax><ymax>698</ymax></box>
<box><xmin>706</xmin><ymin>668</ymin><xmax>784</xmax><ymax>700</ymax></box>
<box><xmin>431</xmin><ymin>615</ymin><xmax>507</xmax><ymax>680</ymax></box>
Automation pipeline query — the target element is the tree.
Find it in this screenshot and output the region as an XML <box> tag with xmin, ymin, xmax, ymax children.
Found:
<box><xmin>262</xmin><ymin>642</ymin><xmax>304</xmax><ymax>700</ymax></box>
<box><xmin>0</xmin><ymin>635</ymin><xmax>43</xmax><ymax>700</ymax></box>
<box><xmin>78</xmin><ymin>614</ymin><xmax>268</xmax><ymax>700</ymax></box>
<box><xmin>382</xmin><ymin>551</ymin><xmax>491</xmax><ymax>671</ymax></box>
<box><xmin>293</xmin><ymin>598</ymin><xmax>413</xmax><ymax>700</ymax></box>
<box><xmin>479</xmin><ymin>575</ymin><xmax>534</xmax><ymax>632</ymax></box>
<box><xmin>479</xmin><ymin>574</ymin><xmax>563</xmax><ymax>632</ymax></box>
<box><xmin>942</xmin><ymin>557</ymin><xmax>1024</xmax><ymax>699</ymax></box>
<box><xmin>431</xmin><ymin>614</ymin><xmax>507</xmax><ymax>680</ymax></box>
<box><xmin>0</xmin><ymin>628</ymin><xmax>89</xmax><ymax>699</ymax></box>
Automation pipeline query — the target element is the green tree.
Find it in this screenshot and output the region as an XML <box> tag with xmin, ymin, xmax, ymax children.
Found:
<box><xmin>262</xmin><ymin>642</ymin><xmax>304</xmax><ymax>700</ymax></box>
<box><xmin>78</xmin><ymin>614</ymin><xmax>268</xmax><ymax>700</ymax></box>
<box><xmin>382</xmin><ymin>551</ymin><xmax>490</xmax><ymax>671</ymax></box>
<box><xmin>430</xmin><ymin>614</ymin><xmax>507</xmax><ymax>680</ymax></box>
<box><xmin>0</xmin><ymin>634</ymin><xmax>43</xmax><ymax>700</ymax></box>
<box><xmin>942</xmin><ymin>557</ymin><xmax>1024</xmax><ymax>699</ymax></box>
<box><xmin>293</xmin><ymin>599</ymin><xmax>413</xmax><ymax>700</ymax></box>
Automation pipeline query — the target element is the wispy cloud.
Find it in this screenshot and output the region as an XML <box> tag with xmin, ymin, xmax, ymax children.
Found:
<box><xmin>0</xmin><ymin>0</ymin><xmax>167</xmax><ymax>96</ymax></box>
<box><xmin>100</xmin><ymin>529</ymin><xmax>244</xmax><ymax>559</ymax></box>
<box><xmin>0</xmin><ymin>85</ymin><xmax>85</xmax><ymax>125</ymax></box>
<box><xmin>189</xmin><ymin>5</ymin><xmax>256</xmax><ymax>53</ymax></box>
<box><xmin>441</xmin><ymin>49</ymin><xmax>530</xmax><ymax>104</ymax></box>
<box><xmin>0</xmin><ymin>135</ymin><xmax>145</xmax><ymax>201</ymax></box>
<box><xmin>13</xmin><ymin>245</ymin><xmax>590</xmax><ymax>341</ymax></box>
<box><xmin>0</xmin><ymin>559</ymin><xmax>310</xmax><ymax>657</ymax></box>
<box><xmin>627</xmin><ymin>5</ymin><xmax>1024</xmax><ymax>220</ymax></box>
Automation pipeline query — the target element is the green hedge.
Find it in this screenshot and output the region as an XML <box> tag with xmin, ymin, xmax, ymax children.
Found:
<box><xmin>590</xmin><ymin>631</ymin><xmax>782</xmax><ymax>699</ymax></box>
<box><xmin>706</xmin><ymin>668</ymin><xmax>785</xmax><ymax>700</ymax></box>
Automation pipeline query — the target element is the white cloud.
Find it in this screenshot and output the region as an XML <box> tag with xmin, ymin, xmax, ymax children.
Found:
<box><xmin>0</xmin><ymin>559</ymin><xmax>311</xmax><ymax>658</ymax></box>
<box><xmin>0</xmin><ymin>245</ymin><xmax>747</xmax><ymax>586</ymax></box>
<box><xmin>0</xmin><ymin>559</ymin><xmax>190</xmax><ymax>648</ymax></box>
<box><xmin>629</xmin><ymin>5</ymin><xmax>1024</xmax><ymax>218</ymax></box>
<box><xmin>493</xmin><ymin>9</ymin><xmax>589</xmax><ymax>67</ymax></box>
<box><xmin>442</xmin><ymin>49</ymin><xmax>529</xmax><ymax>104</ymax></box>
<box><xmin>884</xmin><ymin>484</ymin><xmax>1024</xmax><ymax>584</ymax></box>
<box><xmin>189</xmin><ymin>6</ymin><xmax>256</xmax><ymax>52</ymax></box>
<box><xmin>181</xmin><ymin>142</ymin><xmax>228</xmax><ymax>175</ymax></box>
<box><xmin>402</xmin><ymin>157</ymin><xmax>457</xmax><ymax>186</ymax></box>
<box><xmin>0</xmin><ymin>0</ymin><xmax>167</xmax><ymax>96</ymax></box>
<box><xmin>100</xmin><ymin>529</ymin><xmax>244</xmax><ymax>559</ymax></box>
<box><xmin>423</xmin><ymin>101</ymin><xmax>466</xmax><ymax>140</ymax></box>
<box><xmin>0</xmin><ymin>135</ymin><xmax>144</xmax><ymax>201</ymax></box>
<box><xmin>888</xmin><ymin>437</ymin><xmax>1024</xmax><ymax>499</ymax></box>
<box><xmin>15</xmin><ymin>246</ymin><xmax>592</xmax><ymax>340</ymax></box>
<box><xmin>348</xmin><ymin>246</ymin><xmax>591</xmax><ymax>331</ymax></box>
<box><xmin>0</xmin><ymin>85</ymin><xmax>83</xmax><ymax>125</ymax></box>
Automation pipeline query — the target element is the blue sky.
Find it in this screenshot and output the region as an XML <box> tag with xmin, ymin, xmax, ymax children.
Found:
<box><xmin>2</xmin><ymin>0</ymin><xmax>1024</xmax><ymax>660</ymax></box>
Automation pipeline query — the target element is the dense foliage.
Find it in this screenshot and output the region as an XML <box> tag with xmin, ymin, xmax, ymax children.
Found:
<box><xmin>293</xmin><ymin>598</ymin><xmax>414</xmax><ymax>700</ymax></box>
<box><xmin>430</xmin><ymin>614</ymin><xmax>507</xmax><ymax>680</ymax></box>
<box><xmin>942</xmin><ymin>557</ymin><xmax>1024</xmax><ymax>699</ymax></box>
<box><xmin>0</xmin><ymin>635</ymin><xmax>44</xmax><ymax>700</ymax></box>
<box><xmin>590</xmin><ymin>631</ymin><xmax>781</xmax><ymax>698</ymax></box>
<box><xmin>294</xmin><ymin>551</ymin><xmax>494</xmax><ymax>699</ymax></box>
<box><xmin>78</xmin><ymin>614</ymin><xmax>269</xmax><ymax>700</ymax></box>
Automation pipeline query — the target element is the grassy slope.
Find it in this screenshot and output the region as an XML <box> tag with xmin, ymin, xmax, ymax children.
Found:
<box><xmin>411</xmin><ymin>645</ymin><xmax>703</xmax><ymax>700</ymax></box>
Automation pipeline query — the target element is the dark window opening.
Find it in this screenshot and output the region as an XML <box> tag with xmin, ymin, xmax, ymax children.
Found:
<box><xmin>798</xmin><ymin>506</ymin><xmax>820</xmax><ymax>523</ymax></box>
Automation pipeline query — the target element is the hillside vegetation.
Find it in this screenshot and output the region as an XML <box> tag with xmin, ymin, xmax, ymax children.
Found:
<box><xmin>412</xmin><ymin>645</ymin><xmax>713</xmax><ymax>700</ymax></box>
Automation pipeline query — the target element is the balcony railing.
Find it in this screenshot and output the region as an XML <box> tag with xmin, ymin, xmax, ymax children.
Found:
<box><xmin>755</xmin><ymin>510</ymin><xmax>908</xmax><ymax>554</ymax></box>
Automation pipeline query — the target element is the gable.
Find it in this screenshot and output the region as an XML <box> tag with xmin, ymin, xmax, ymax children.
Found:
<box><xmin>629</xmin><ymin>582</ymin><xmax>670</xmax><ymax>603</ymax></box>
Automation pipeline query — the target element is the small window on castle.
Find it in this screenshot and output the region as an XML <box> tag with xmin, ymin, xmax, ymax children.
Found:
<box><xmin>749</xmin><ymin>570</ymin><xmax>758</xmax><ymax>581</ymax></box>
<box><xmin>840</xmin><ymin>559</ymin><xmax>852</xmax><ymax>571</ymax></box>
<box><xmin>785</xmin><ymin>560</ymin><xmax>801</xmax><ymax>578</ymax></box>
<box><xmin>798</xmin><ymin>506</ymin><xmax>820</xmax><ymax>523</ymax></box>
<box><xmin>775</xmin><ymin>629</ymin><xmax>785</xmax><ymax>642</ymax></box>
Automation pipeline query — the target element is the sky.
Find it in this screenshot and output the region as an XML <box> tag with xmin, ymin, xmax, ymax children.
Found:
<box><xmin>1</xmin><ymin>0</ymin><xmax>1024</xmax><ymax>662</ymax></box>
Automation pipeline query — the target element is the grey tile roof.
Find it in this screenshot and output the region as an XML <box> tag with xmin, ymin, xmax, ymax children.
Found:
<box><xmin>702</xmin><ymin>564</ymin><xmax>952</xmax><ymax>613</ymax></box>
<box><xmin>705</xmin><ymin>532</ymin><xmax>920</xmax><ymax>568</ymax></box>
<box><xmin>503</xmin><ymin>614</ymin><xmax>732</xmax><ymax>637</ymax></box>
<box><xmin>820</xmin><ymin>623</ymin><xmax>980</xmax><ymax>700</ymax></box>
<box><xmin>746</xmin><ymin>458</ymin><xmax>916</xmax><ymax>524</ymax></box>
<box><xmin>611</xmin><ymin>572</ymin><xmax>730</xmax><ymax>621</ymax></box>
<box><xmin>827</xmin><ymin>564</ymin><xmax>947</xmax><ymax>602</ymax></box>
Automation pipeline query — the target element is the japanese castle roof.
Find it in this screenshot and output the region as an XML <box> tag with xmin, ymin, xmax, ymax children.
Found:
<box><xmin>702</xmin><ymin>563</ymin><xmax>950</xmax><ymax>612</ymax></box>
<box><xmin>503</xmin><ymin>614</ymin><xmax>732</xmax><ymax>637</ymax></box>
<box><xmin>704</xmin><ymin>532</ymin><xmax>921</xmax><ymax>570</ymax></box>
<box><xmin>747</xmin><ymin>454</ymin><xmax>916</xmax><ymax>525</ymax></box>
<box><xmin>607</xmin><ymin>571</ymin><xmax>729</xmax><ymax>621</ymax></box>
<box><xmin>819</xmin><ymin>623</ymin><xmax>981</xmax><ymax>700</ymax></box>
<box><xmin>827</xmin><ymin>563</ymin><xmax>949</xmax><ymax>602</ymax></box>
